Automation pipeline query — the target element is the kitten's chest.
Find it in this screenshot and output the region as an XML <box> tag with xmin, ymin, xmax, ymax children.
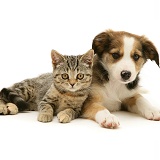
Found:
<box><xmin>59</xmin><ymin>93</ymin><xmax>86</xmax><ymax>107</ymax></box>
<box><xmin>48</xmin><ymin>85</ymin><xmax>87</xmax><ymax>112</ymax></box>
<box><xmin>55</xmin><ymin>94</ymin><xmax>86</xmax><ymax>114</ymax></box>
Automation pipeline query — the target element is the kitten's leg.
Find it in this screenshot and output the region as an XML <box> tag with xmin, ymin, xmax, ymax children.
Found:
<box><xmin>37</xmin><ymin>101</ymin><xmax>54</xmax><ymax>122</ymax></box>
<box><xmin>0</xmin><ymin>99</ymin><xmax>18</xmax><ymax>115</ymax></box>
<box><xmin>57</xmin><ymin>108</ymin><xmax>80</xmax><ymax>123</ymax></box>
<box><xmin>0</xmin><ymin>98</ymin><xmax>18</xmax><ymax>115</ymax></box>
<box><xmin>1</xmin><ymin>87</ymin><xmax>31</xmax><ymax>112</ymax></box>
<box><xmin>1</xmin><ymin>78</ymin><xmax>38</xmax><ymax>112</ymax></box>
<box><xmin>0</xmin><ymin>99</ymin><xmax>9</xmax><ymax>115</ymax></box>
<box><xmin>6</xmin><ymin>103</ymin><xmax>18</xmax><ymax>114</ymax></box>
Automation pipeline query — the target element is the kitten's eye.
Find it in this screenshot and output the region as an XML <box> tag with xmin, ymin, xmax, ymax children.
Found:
<box><xmin>133</xmin><ymin>53</ymin><xmax>140</xmax><ymax>61</ymax></box>
<box><xmin>112</xmin><ymin>53</ymin><xmax>120</xmax><ymax>59</ymax></box>
<box><xmin>61</xmin><ymin>73</ymin><xmax>69</xmax><ymax>79</ymax></box>
<box><xmin>77</xmin><ymin>73</ymin><xmax>84</xmax><ymax>80</ymax></box>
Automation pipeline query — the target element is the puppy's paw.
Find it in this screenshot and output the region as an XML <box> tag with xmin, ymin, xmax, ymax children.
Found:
<box><xmin>57</xmin><ymin>111</ymin><xmax>72</xmax><ymax>123</ymax></box>
<box><xmin>95</xmin><ymin>109</ymin><xmax>120</xmax><ymax>129</ymax></box>
<box><xmin>143</xmin><ymin>109</ymin><xmax>160</xmax><ymax>121</ymax></box>
<box><xmin>6</xmin><ymin>103</ymin><xmax>18</xmax><ymax>115</ymax></box>
<box><xmin>37</xmin><ymin>112</ymin><xmax>53</xmax><ymax>122</ymax></box>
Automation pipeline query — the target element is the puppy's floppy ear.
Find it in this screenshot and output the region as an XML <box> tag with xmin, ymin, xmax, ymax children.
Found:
<box><xmin>92</xmin><ymin>31</ymin><xmax>111</xmax><ymax>56</ymax></box>
<box><xmin>141</xmin><ymin>36</ymin><xmax>159</xmax><ymax>66</ymax></box>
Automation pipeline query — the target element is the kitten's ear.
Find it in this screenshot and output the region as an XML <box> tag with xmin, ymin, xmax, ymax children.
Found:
<box><xmin>80</xmin><ymin>49</ymin><xmax>94</xmax><ymax>67</ymax></box>
<box><xmin>51</xmin><ymin>50</ymin><xmax>65</xmax><ymax>67</ymax></box>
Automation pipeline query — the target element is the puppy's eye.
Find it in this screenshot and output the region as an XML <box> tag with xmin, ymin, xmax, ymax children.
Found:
<box><xmin>133</xmin><ymin>54</ymin><xmax>140</xmax><ymax>61</ymax></box>
<box><xmin>112</xmin><ymin>53</ymin><xmax>120</xmax><ymax>59</ymax></box>
<box><xmin>61</xmin><ymin>73</ymin><xmax>69</xmax><ymax>79</ymax></box>
<box><xmin>77</xmin><ymin>73</ymin><xmax>84</xmax><ymax>80</ymax></box>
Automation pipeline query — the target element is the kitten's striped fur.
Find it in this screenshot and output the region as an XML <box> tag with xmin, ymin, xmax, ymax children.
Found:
<box><xmin>0</xmin><ymin>49</ymin><xmax>94</xmax><ymax>123</ymax></box>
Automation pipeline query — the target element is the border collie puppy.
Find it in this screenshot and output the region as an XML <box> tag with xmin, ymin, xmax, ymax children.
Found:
<box><xmin>81</xmin><ymin>29</ymin><xmax>160</xmax><ymax>128</ymax></box>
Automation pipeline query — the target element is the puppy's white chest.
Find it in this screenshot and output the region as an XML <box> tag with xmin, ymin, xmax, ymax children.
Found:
<box><xmin>103</xmin><ymin>81</ymin><xmax>137</xmax><ymax>111</ymax></box>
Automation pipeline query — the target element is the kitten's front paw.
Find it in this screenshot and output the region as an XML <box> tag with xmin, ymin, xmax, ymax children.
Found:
<box><xmin>38</xmin><ymin>113</ymin><xmax>53</xmax><ymax>122</ymax></box>
<box><xmin>57</xmin><ymin>111</ymin><xmax>72</xmax><ymax>123</ymax></box>
<box><xmin>95</xmin><ymin>109</ymin><xmax>120</xmax><ymax>129</ymax></box>
<box><xmin>0</xmin><ymin>103</ymin><xmax>8</xmax><ymax>115</ymax></box>
<box><xmin>6</xmin><ymin>103</ymin><xmax>18</xmax><ymax>115</ymax></box>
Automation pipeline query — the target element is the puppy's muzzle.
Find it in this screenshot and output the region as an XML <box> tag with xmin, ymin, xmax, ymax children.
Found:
<box><xmin>121</xmin><ymin>70</ymin><xmax>131</xmax><ymax>80</ymax></box>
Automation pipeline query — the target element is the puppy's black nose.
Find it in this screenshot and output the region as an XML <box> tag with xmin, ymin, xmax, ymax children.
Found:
<box><xmin>121</xmin><ymin>70</ymin><xmax>131</xmax><ymax>80</ymax></box>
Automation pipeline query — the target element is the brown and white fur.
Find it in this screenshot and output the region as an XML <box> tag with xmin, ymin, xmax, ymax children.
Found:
<box><xmin>81</xmin><ymin>29</ymin><xmax>160</xmax><ymax>128</ymax></box>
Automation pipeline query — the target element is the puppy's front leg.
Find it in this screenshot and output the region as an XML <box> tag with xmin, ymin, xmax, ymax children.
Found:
<box><xmin>126</xmin><ymin>95</ymin><xmax>160</xmax><ymax>120</ymax></box>
<box><xmin>81</xmin><ymin>102</ymin><xmax>120</xmax><ymax>128</ymax></box>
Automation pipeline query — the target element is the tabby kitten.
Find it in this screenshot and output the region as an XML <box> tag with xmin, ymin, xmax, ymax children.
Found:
<box><xmin>0</xmin><ymin>49</ymin><xmax>94</xmax><ymax>123</ymax></box>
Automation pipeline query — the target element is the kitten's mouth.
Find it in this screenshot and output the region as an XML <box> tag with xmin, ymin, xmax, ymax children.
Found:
<box><xmin>68</xmin><ymin>87</ymin><xmax>77</xmax><ymax>92</ymax></box>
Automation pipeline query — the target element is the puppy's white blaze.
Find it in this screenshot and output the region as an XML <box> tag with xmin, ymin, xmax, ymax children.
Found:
<box><xmin>95</xmin><ymin>109</ymin><xmax>110</xmax><ymax>124</ymax></box>
<box><xmin>123</xmin><ymin>36</ymin><xmax>134</xmax><ymax>56</ymax></box>
<box><xmin>109</xmin><ymin>36</ymin><xmax>137</xmax><ymax>83</ymax></box>
<box><xmin>115</xmin><ymin>36</ymin><xmax>137</xmax><ymax>82</ymax></box>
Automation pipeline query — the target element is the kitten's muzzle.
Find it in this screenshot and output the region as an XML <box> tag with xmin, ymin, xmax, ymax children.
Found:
<box><xmin>69</xmin><ymin>79</ymin><xmax>76</xmax><ymax>87</ymax></box>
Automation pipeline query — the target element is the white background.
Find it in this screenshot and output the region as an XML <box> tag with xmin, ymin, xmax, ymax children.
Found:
<box><xmin>0</xmin><ymin>0</ymin><xmax>160</xmax><ymax>86</ymax></box>
<box><xmin>0</xmin><ymin>0</ymin><xmax>160</xmax><ymax>160</ymax></box>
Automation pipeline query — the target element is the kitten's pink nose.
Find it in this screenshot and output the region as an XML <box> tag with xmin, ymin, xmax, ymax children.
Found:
<box><xmin>69</xmin><ymin>79</ymin><xmax>76</xmax><ymax>87</ymax></box>
<box><xmin>70</xmin><ymin>84</ymin><xmax>75</xmax><ymax>87</ymax></box>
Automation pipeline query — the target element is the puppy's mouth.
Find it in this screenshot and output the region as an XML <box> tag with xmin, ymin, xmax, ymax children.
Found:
<box><xmin>119</xmin><ymin>79</ymin><xmax>133</xmax><ymax>84</ymax></box>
